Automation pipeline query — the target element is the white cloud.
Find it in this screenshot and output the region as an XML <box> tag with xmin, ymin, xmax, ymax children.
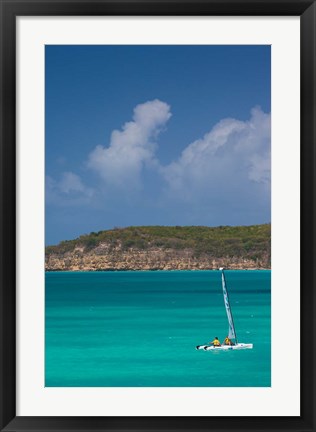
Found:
<box><xmin>46</xmin><ymin>172</ymin><xmax>93</xmax><ymax>206</ymax></box>
<box><xmin>87</xmin><ymin>99</ymin><xmax>171</xmax><ymax>189</ymax></box>
<box><xmin>59</xmin><ymin>172</ymin><xmax>91</xmax><ymax>194</ymax></box>
<box><xmin>161</xmin><ymin>107</ymin><xmax>271</xmax><ymax>203</ymax></box>
<box><xmin>46</xmin><ymin>104</ymin><xmax>270</xmax><ymax>225</ymax></box>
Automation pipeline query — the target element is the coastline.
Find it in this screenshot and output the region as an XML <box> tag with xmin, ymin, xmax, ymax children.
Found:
<box><xmin>45</xmin><ymin>268</ymin><xmax>271</xmax><ymax>273</ymax></box>
<box><xmin>45</xmin><ymin>266</ymin><xmax>271</xmax><ymax>273</ymax></box>
<box><xmin>45</xmin><ymin>267</ymin><xmax>271</xmax><ymax>272</ymax></box>
<box><xmin>46</xmin><ymin>225</ymin><xmax>271</xmax><ymax>272</ymax></box>
<box><xmin>45</xmin><ymin>253</ymin><xmax>270</xmax><ymax>272</ymax></box>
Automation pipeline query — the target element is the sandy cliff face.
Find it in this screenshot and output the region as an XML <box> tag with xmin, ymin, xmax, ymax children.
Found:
<box><xmin>45</xmin><ymin>242</ymin><xmax>270</xmax><ymax>271</ymax></box>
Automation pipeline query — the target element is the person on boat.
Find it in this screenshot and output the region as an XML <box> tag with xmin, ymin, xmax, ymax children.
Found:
<box><xmin>223</xmin><ymin>336</ymin><xmax>233</xmax><ymax>346</ymax></box>
<box><xmin>210</xmin><ymin>337</ymin><xmax>221</xmax><ymax>347</ymax></box>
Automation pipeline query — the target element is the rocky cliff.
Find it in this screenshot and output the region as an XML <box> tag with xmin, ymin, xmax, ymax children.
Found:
<box><xmin>45</xmin><ymin>224</ymin><xmax>271</xmax><ymax>271</ymax></box>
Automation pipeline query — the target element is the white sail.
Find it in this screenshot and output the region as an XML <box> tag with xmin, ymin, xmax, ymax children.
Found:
<box><xmin>196</xmin><ymin>269</ymin><xmax>253</xmax><ymax>351</ymax></box>
<box><xmin>221</xmin><ymin>270</ymin><xmax>237</xmax><ymax>342</ymax></box>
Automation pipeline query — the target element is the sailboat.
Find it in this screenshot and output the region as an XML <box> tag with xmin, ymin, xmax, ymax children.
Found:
<box><xmin>196</xmin><ymin>268</ymin><xmax>253</xmax><ymax>351</ymax></box>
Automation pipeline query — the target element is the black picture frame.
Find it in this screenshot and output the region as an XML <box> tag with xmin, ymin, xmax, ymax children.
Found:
<box><xmin>0</xmin><ymin>1</ymin><xmax>315</xmax><ymax>431</ymax></box>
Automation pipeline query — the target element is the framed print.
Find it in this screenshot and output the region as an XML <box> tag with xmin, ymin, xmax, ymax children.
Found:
<box><xmin>0</xmin><ymin>1</ymin><xmax>315</xmax><ymax>431</ymax></box>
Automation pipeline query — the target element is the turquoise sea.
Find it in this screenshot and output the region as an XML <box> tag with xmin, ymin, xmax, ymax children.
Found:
<box><xmin>45</xmin><ymin>270</ymin><xmax>271</xmax><ymax>387</ymax></box>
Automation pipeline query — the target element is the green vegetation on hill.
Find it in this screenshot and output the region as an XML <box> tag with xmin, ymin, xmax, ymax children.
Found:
<box><xmin>46</xmin><ymin>224</ymin><xmax>270</xmax><ymax>263</ymax></box>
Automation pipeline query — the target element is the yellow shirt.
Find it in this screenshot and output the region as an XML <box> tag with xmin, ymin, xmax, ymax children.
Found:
<box><xmin>212</xmin><ymin>339</ymin><xmax>220</xmax><ymax>346</ymax></box>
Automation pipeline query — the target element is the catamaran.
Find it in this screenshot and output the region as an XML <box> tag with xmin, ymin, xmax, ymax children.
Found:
<box><xmin>196</xmin><ymin>268</ymin><xmax>253</xmax><ymax>351</ymax></box>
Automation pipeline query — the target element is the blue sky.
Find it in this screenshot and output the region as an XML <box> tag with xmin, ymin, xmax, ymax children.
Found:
<box><xmin>46</xmin><ymin>45</ymin><xmax>271</xmax><ymax>245</ymax></box>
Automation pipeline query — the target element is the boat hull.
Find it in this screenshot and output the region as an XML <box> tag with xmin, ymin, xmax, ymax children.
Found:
<box><xmin>196</xmin><ymin>343</ymin><xmax>253</xmax><ymax>351</ymax></box>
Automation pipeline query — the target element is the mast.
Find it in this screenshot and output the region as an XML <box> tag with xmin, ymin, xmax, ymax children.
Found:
<box><xmin>220</xmin><ymin>268</ymin><xmax>238</xmax><ymax>344</ymax></box>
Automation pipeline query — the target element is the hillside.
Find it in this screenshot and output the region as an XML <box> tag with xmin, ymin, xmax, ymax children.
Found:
<box><xmin>45</xmin><ymin>224</ymin><xmax>271</xmax><ymax>271</ymax></box>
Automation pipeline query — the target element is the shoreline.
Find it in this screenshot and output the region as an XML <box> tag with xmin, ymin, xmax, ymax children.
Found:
<box><xmin>45</xmin><ymin>268</ymin><xmax>271</xmax><ymax>272</ymax></box>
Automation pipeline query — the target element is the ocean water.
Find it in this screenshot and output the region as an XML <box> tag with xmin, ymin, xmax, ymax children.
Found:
<box><xmin>45</xmin><ymin>270</ymin><xmax>271</xmax><ymax>387</ymax></box>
